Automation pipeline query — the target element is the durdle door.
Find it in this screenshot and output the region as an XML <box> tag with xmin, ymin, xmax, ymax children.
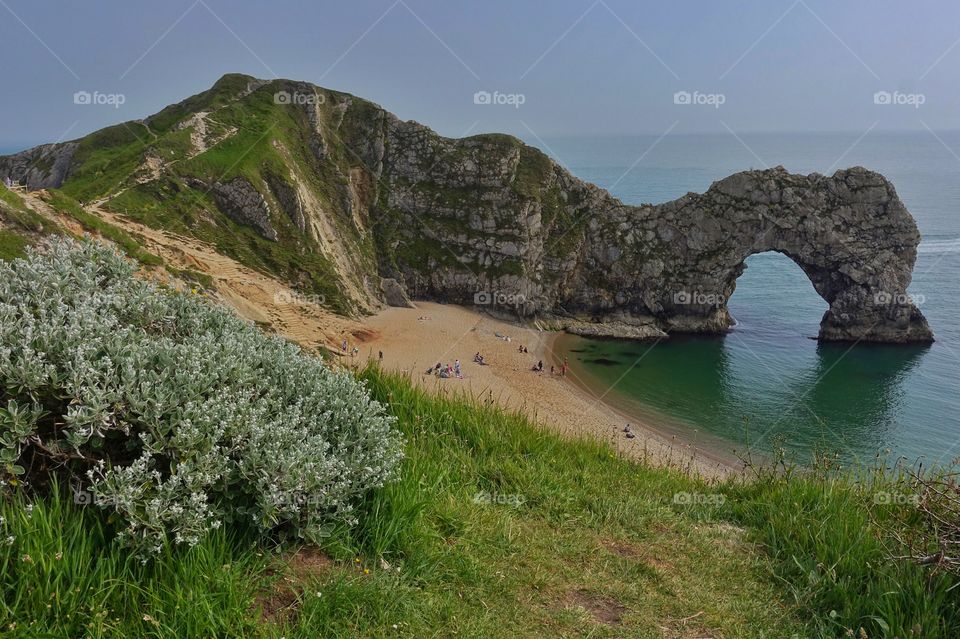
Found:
<box><xmin>0</xmin><ymin>76</ymin><xmax>933</xmax><ymax>343</ymax></box>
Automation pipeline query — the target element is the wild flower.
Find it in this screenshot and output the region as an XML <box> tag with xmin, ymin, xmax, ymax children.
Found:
<box><xmin>0</xmin><ymin>239</ymin><xmax>404</xmax><ymax>556</ymax></box>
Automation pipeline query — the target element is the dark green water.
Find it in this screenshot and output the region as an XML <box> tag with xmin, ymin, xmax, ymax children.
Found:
<box><xmin>542</xmin><ymin>132</ymin><xmax>960</xmax><ymax>467</ymax></box>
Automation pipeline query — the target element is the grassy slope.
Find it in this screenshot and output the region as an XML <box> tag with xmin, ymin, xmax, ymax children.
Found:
<box><xmin>104</xmin><ymin>84</ymin><xmax>363</xmax><ymax>313</ymax></box>
<box><xmin>14</xmin><ymin>74</ymin><xmax>591</xmax><ymax>310</ymax></box>
<box><xmin>0</xmin><ymin>186</ymin><xmax>59</xmax><ymax>260</ymax></box>
<box><xmin>50</xmin><ymin>75</ymin><xmax>369</xmax><ymax>315</ymax></box>
<box><xmin>42</xmin><ymin>190</ymin><xmax>163</xmax><ymax>266</ymax></box>
<box><xmin>3</xmin><ymin>364</ymin><xmax>956</xmax><ymax>638</ymax></box>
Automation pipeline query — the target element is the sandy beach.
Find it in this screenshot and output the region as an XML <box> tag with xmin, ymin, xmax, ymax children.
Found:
<box><xmin>357</xmin><ymin>302</ymin><xmax>738</xmax><ymax>479</ymax></box>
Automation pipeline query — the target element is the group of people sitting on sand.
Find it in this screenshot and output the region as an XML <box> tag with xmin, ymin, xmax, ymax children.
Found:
<box><xmin>426</xmin><ymin>359</ymin><xmax>463</xmax><ymax>379</ymax></box>
<box><xmin>517</xmin><ymin>345</ymin><xmax>529</xmax><ymax>353</ymax></box>
<box><xmin>473</xmin><ymin>352</ymin><xmax>487</xmax><ymax>365</ymax></box>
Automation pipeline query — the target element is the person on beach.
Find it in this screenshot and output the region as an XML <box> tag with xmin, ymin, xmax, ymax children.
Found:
<box><xmin>454</xmin><ymin>359</ymin><xmax>462</xmax><ymax>378</ymax></box>
<box><xmin>341</xmin><ymin>338</ymin><xmax>348</xmax><ymax>352</ymax></box>
<box><xmin>378</xmin><ymin>350</ymin><xmax>383</xmax><ymax>363</ymax></box>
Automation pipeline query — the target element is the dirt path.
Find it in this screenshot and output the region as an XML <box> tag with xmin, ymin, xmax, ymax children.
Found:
<box><xmin>21</xmin><ymin>190</ymin><xmax>362</xmax><ymax>353</ymax></box>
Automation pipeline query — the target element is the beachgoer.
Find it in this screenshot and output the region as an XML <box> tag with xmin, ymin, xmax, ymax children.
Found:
<box><xmin>341</xmin><ymin>338</ymin><xmax>348</xmax><ymax>352</ymax></box>
<box><xmin>378</xmin><ymin>350</ymin><xmax>383</xmax><ymax>362</ymax></box>
<box><xmin>454</xmin><ymin>359</ymin><xmax>462</xmax><ymax>378</ymax></box>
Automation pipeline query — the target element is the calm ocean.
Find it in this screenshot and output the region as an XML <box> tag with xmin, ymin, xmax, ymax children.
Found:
<box><xmin>538</xmin><ymin>131</ymin><xmax>960</xmax><ymax>468</ymax></box>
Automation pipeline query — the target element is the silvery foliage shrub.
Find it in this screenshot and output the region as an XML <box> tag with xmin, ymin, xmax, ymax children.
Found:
<box><xmin>0</xmin><ymin>238</ymin><xmax>403</xmax><ymax>554</ymax></box>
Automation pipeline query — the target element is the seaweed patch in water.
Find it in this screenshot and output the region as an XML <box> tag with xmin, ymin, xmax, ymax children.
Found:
<box><xmin>585</xmin><ymin>357</ymin><xmax>621</xmax><ymax>366</ymax></box>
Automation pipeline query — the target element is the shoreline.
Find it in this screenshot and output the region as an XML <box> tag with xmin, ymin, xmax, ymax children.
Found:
<box><xmin>359</xmin><ymin>302</ymin><xmax>740</xmax><ymax>479</ymax></box>
<box><xmin>547</xmin><ymin>331</ymin><xmax>747</xmax><ymax>473</ymax></box>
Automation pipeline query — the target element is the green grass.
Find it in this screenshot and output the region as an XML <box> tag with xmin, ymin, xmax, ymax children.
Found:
<box><xmin>0</xmin><ymin>184</ymin><xmax>61</xmax><ymax>259</ymax></box>
<box><xmin>730</xmin><ymin>466</ymin><xmax>960</xmax><ymax>637</ymax></box>
<box><xmin>44</xmin><ymin>190</ymin><xmax>163</xmax><ymax>267</ymax></box>
<box><xmin>0</xmin><ymin>229</ymin><xmax>30</xmax><ymax>261</ymax></box>
<box><xmin>1</xmin><ymin>366</ymin><xmax>956</xmax><ymax>638</ymax></box>
<box><xmin>0</xmin><ymin>185</ymin><xmax>58</xmax><ymax>234</ymax></box>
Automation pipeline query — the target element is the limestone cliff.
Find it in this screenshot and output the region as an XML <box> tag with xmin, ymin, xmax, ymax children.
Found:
<box><xmin>0</xmin><ymin>74</ymin><xmax>933</xmax><ymax>342</ymax></box>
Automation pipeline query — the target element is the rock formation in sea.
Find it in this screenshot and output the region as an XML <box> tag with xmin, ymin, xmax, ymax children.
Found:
<box><xmin>0</xmin><ymin>74</ymin><xmax>933</xmax><ymax>343</ymax></box>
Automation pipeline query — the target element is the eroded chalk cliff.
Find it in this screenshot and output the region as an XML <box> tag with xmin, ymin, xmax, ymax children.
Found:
<box><xmin>0</xmin><ymin>74</ymin><xmax>933</xmax><ymax>342</ymax></box>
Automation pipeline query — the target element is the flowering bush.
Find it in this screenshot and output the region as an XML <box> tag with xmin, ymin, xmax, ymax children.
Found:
<box><xmin>0</xmin><ymin>239</ymin><xmax>403</xmax><ymax>554</ymax></box>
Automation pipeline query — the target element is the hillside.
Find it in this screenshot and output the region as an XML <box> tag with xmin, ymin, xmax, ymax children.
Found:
<box><xmin>1</xmin><ymin>164</ymin><xmax>957</xmax><ymax>638</ymax></box>
<box><xmin>0</xmin><ymin>73</ymin><xmax>932</xmax><ymax>342</ymax></box>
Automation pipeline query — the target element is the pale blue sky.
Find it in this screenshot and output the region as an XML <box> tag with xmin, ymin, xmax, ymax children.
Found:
<box><xmin>1</xmin><ymin>0</ymin><xmax>958</xmax><ymax>150</ymax></box>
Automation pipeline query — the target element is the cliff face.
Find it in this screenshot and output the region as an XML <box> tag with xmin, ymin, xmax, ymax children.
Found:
<box><xmin>0</xmin><ymin>74</ymin><xmax>933</xmax><ymax>342</ymax></box>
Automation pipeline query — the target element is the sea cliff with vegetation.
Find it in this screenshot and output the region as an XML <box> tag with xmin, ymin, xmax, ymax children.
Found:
<box><xmin>1</xmin><ymin>73</ymin><xmax>931</xmax><ymax>342</ymax></box>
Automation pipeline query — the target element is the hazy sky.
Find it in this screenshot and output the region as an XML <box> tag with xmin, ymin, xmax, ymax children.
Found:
<box><xmin>1</xmin><ymin>0</ymin><xmax>958</xmax><ymax>149</ymax></box>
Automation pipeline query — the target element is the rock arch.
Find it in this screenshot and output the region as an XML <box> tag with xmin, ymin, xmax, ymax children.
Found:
<box><xmin>621</xmin><ymin>166</ymin><xmax>934</xmax><ymax>343</ymax></box>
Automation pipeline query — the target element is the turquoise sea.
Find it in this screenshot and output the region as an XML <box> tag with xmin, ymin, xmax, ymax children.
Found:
<box><xmin>536</xmin><ymin>132</ymin><xmax>960</xmax><ymax>468</ymax></box>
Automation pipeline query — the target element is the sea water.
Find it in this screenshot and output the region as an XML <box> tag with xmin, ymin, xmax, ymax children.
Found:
<box><xmin>538</xmin><ymin>131</ymin><xmax>960</xmax><ymax>467</ymax></box>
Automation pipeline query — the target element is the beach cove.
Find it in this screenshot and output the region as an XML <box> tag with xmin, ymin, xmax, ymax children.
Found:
<box><xmin>361</xmin><ymin>302</ymin><xmax>740</xmax><ymax>478</ymax></box>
